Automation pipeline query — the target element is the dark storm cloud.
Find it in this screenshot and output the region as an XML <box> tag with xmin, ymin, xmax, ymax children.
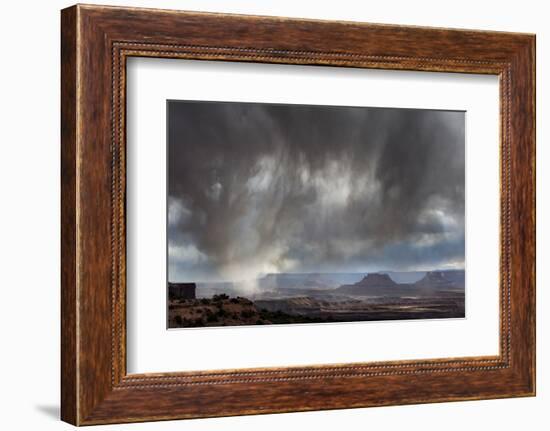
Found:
<box><xmin>167</xmin><ymin>100</ymin><xmax>464</xmax><ymax>282</ymax></box>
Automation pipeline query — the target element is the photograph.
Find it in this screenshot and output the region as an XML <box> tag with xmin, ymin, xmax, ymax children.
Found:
<box><xmin>167</xmin><ymin>100</ymin><xmax>466</xmax><ymax>328</ymax></box>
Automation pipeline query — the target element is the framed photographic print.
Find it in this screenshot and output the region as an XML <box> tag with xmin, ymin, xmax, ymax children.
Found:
<box><xmin>61</xmin><ymin>4</ymin><xmax>535</xmax><ymax>425</ymax></box>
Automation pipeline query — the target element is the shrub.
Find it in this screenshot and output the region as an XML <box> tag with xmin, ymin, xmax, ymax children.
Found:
<box><xmin>241</xmin><ymin>309</ymin><xmax>255</xmax><ymax>319</ymax></box>
<box><xmin>213</xmin><ymin>293</ymin><xmax>229</xmax><ymax>301</ymax></box>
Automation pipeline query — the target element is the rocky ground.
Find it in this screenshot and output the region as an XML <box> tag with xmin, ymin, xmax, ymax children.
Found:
<box><xmin>168</xmin><ymin>292</ymin><xmax>465</xmax><ymax>328</ymax></box>
<box><xmin>168</xmin><ymin>294</ymin><xmax>334</xmax><ymax>328</ymax></box>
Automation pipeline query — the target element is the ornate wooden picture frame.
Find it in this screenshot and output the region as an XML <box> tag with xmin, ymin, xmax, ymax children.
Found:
<box><xmin>61</xmin><ymin>4</ymin><xmax>535</xmax><ymax>425</ymax></box>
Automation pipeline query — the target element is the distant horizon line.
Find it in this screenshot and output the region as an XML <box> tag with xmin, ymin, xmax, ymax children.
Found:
<box><xmin>168</xmin><ymin>268</ymin><xmax>465</xmax><ymax>284</ymax></box>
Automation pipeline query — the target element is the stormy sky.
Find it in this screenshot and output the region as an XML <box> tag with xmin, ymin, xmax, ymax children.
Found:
<box><xmin>167</xmin><ymin>100</ymin><xmax>465</xmax><ymax>283</ymax></box>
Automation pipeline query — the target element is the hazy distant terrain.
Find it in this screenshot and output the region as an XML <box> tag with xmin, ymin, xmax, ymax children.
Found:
<box><xmin>168</xmin><ymin>269</ymin><xmax>465</xmax><ymax>328</ymax></box>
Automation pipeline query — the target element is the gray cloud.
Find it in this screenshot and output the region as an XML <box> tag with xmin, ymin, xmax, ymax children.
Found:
<box><xmin>167</xmin><ymin>100</ymin><xmax>464</xmax><ymax>282</ymax></box>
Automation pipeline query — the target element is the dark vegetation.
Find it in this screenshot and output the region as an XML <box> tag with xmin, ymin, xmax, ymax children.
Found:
<box><xmin>168</xmin><ymin>295</ymin><xmax>337</xmax><ymax>328</ymax></box>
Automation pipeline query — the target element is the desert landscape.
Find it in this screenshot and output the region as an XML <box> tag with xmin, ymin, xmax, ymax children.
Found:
<box><xmin>168</xmin><ymin>269</ymin><xmax>465</xmax><ymax>328</ymax></box>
